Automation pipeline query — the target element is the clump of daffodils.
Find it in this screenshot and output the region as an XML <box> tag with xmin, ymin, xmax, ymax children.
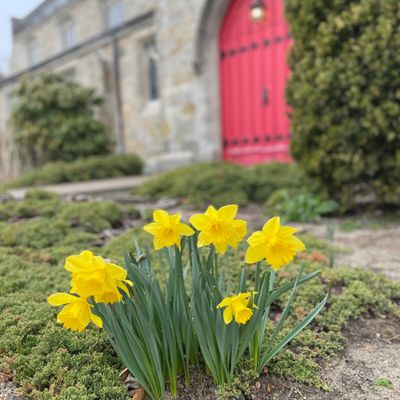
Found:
<box><xmin>48</xmin><ymin>205</ymin><xmax>327</xmax><ymax>400</ymax></box>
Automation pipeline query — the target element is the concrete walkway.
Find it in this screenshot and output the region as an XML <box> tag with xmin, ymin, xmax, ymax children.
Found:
<box><xmin>8</xmin><ymin>175</ymin><xmax>150</xmax><ymax>200</ymax></box>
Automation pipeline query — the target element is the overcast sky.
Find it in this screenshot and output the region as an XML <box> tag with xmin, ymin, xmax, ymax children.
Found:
<box><xmin>0</xmin><ymin>0</ymin><xmax>42</xmax><ymax>75</ymax></box>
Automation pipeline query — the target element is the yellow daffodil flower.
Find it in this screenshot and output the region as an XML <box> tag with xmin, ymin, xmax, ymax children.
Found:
<box><xmin>143</xmin><ymin>209</ymin><xmax>194</xmax><ymax>250</ymax></box>
<box><xmin>190</xmin><ymin>205</ymin><xmax>247</xmax><ymax>254</ymax></box>
<box><xmin>48</xmin><ymin>292</ymin><xmax>103</xmax><ymax>332</ymax></box>
<box><xmin>245</xmin><ymin>217</ymin><xmax>305</xmax><ymax>271</ymax></box>
<box><xmin>217</xmin><ymin>292</ymin><xmax>257</xmax><ymax>325</ymax></box>
<box><xmin>65</xmin><ymin>250</ymin><xmax>133</xmax><ymax>304</ymax></box>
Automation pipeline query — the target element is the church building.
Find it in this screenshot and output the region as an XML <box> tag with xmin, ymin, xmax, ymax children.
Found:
<box><xmin>0</xmin><ymin>0</ymin><xmax>292</xmax><ymax>179</ymax></box>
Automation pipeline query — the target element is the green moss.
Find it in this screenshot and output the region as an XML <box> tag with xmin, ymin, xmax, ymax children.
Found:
<box><xmin>216</xmin><ymin>359</ymin><xmax>258</xmax><ymax>400</ymax></box>
<box><xmin>269</xmin><ymin>351</ymin><xmax>330</xmax><ymax>390</ymax></box>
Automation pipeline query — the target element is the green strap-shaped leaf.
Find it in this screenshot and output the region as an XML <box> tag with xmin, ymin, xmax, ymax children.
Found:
<box><xmin>258</xmin><ymin>290</ymin><xmax>329</xmax><ymax>374</ymax></box>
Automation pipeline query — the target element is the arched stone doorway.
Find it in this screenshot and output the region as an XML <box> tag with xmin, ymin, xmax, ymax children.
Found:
<box><xmin>193</xmin><ymin>0</ymin><xmax>231</xmax><ymax>162</ymax></box>
<box><xmin>194</xmin><ymin>0</ymin><xmax>292</xmax><ymax>164</ymax></box>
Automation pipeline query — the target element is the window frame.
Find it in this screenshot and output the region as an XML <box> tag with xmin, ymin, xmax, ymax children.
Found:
<box><xmin>59</xmin><ymin>15</ymin><xmax>76</xmax><ymax>50</ymax></box>
<box><xmin>142</xmin><ymin>38</ymin><xmax>160</xmax><ymax>103</ymax></box>
<box><xmin>25</xmin><ymin>36</ymin><xmax>39</xmax><ymax>66</ymax></box>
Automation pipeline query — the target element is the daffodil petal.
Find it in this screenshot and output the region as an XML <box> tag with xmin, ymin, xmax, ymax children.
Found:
<box><xmin>285</xmin><ymin>235</ymin><xmax>306</xmax><ymax>251</ymax></box>
<box><xmin>48</xmin><ymin>293</ymin><xmax>80</xmax><ymax>306</ymax></box>
<box><xmin>245</xmin><ymin>244</ymin><xmax>265</xmax><ymax>264</ymax></box>
<box><xmin>217</xmin><ymin>297</ymin><xmax>232</xmax><ymax>308</ymax></box>
<box><xmin>247</xmin><ymin>231</ymin><xmax>266</xmax><ymax>247</ymax></box>
<box><xmin>143</xmin><ymin>222</ymin><xmax>161</xmax><ymax>235</ymax></box>
<box><xmin>214</xmin><ymin>241</ymin><xmax>228</xmax><ymax>254</ymax></box>
<box><xmin>169</xmin><ymin>213</ymin><xmax>181</xmax><ymax>225</ymax></box>
<box><xmin>204</xmin><ymin>205</ymin><xmax>218</xmax><ymax>219</ymax></box>
<box><xmin>223</xmin><ymin>307</ymin><xmax>233</xmax><ymax>324</ymax></box>
<box><xmin>263</xmin><ymin>216</ymin><xmax>281</xmax><ymax>235</ymax></box>
<box><xmin>232</xmin><ymin>219</ymin><xmax>247</xmax><ymax>237</ymax></box>
<box><xmin>218</xmin><ymin>204</ymin><xmax>238</xmax><ymax>221</ymax></box>
<box><xmin>153</xmin><ymin>210</ymin><xmax>170</xmax><ymax>224</ymax></box>
<box><xmin>189</xmin><ymin>214</ymin><xmax>210</xmax><ymax>230</ymax></box>
<box><xmin>178</xmin><ymin>223</ymin><xmax>195</xmax><ymax>236</ymax></box>
<box><xmin>278</xmin><ymin>226</ymin><xmax>298</xmax><ymax>237</ymax></box>
<box><xmin>91</xmin><ymin>312</ymin><xmax>103</xmax><ymax>329</ymax></box>
<box><xmin>154</xmin><ymin>236</ymin><xmax>166</xmax><ymax>250</ymax></box>
<box><xmin>197</xmin><ymin>232</ymin><xmax>211</xmax><ymax>247</ymax></box>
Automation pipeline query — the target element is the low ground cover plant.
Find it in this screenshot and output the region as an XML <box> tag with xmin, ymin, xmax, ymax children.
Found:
<box><xmin>0</xmin><ymin>154</ymin><xmax>143</xmax><ymax>191</ymax></box>
<box><xmin>137</xmin><ymin>162</ymin><xmax>317</xmax><ymax>208</ymax></box>
<box><xmin>0</xmin><ymin>195</ymin><xmax>399</xmax><ymax>399</ymax></box>
<box><xmin>265</xmin><ymin>189</ymin><xmax>339</xmax><ymax>222</ymax></box>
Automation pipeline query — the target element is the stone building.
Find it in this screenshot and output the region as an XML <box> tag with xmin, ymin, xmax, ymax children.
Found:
<box><xmin>0</xmin><ymin>0</ymin><xmax>293</xmax><ymax>180</ymax></box>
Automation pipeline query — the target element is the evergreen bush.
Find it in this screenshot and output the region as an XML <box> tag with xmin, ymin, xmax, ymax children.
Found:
<box><xmin>286</xmin><ymin>0</ymin><xmax>400</xmax><ymax>207</ymax></box>
<box><xmin>11</xmin><ymin>72</ymin><xmax>111</xmax><ymax>167</ymax></box>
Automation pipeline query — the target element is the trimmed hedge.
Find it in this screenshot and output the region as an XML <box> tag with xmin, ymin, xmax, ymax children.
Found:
<box><xmin>1</xmin><ymin>154</ymin><xmax>143</xmax><ymax>190</ymax></box>
<box><xmin>286</xmin><ymin>0</ymin><xmax>400</xmax><ymax>207</ymax></box>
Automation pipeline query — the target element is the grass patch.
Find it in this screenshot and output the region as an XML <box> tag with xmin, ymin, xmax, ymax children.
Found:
<box><xmin>0</xmin><ymin>196</ymin><xmax>399</xmax><ymax>399</ymax></box>
<box><xmin>373</xmin><ymin>377</ymin><xmax>394</xmax><ymax>389</ymax></box>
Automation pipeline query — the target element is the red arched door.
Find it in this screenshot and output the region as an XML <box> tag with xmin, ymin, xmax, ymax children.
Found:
<box><xmin>219</xmin><ymin>0</ymin><xmax>293</xmax><ymax>164</ymax></box>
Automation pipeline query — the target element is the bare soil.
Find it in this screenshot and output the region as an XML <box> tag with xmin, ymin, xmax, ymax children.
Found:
<box><xmin>254</xmin><ymin>316</ymin><xmax>400</xmax><ymax>400</ymax></box>
<box><xmin>170</xmin><ymin>316</ymin><xmax>400</xmax><ymax>400</ymax></box>
<box><xmin>296</xmin><ymin>222</ymin><xmax>400</xmax><ymax>281</ymax></box>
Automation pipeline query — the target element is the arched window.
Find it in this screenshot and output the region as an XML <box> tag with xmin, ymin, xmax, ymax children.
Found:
<box><xmin>26</xmin><ymin>36</ymin><xmax>39</xmax><ymax>66</ymax></box>
<box><xmin>144</xmin><ymin>40</ymin><xmax>159</xmax><ymax>101</ymax></box>
<box><xmin>106</xmin><ymin>0</ymin><xmax>124</xmax><ymax>29</ymax></box>
<box><xmin>59</xmin><ymin>16</ymin><xmax>76</xmax><ymax>50</ymax></box>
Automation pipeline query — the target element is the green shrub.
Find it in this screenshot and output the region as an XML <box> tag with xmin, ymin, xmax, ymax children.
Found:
<box><xmin>250</xmin><ymin>163</ymin><xmax>311</xmax><ymax>203</ymax></box>
<box><xmin>138</xmin><ymin>162</ymin><xmax>315</xmax><ymax>207</ymax></box>
<box><xmin>286</xmin><ymin>0</ymin><xmax>400</xmax><ymax>208</ymax></box>
<box><xmin>1</xmin><ymin>154</ymin><xmax>143</xmax><ymax>189</ymax></box>
<box><xmin>265</xmin><ymin>189</ymin><xmax>339</xmax><ymax>222</ymax></box>
<box><xmin>11</xmin><ymin>72</ymin><xmax>111</xmax><ymax>167</ymax></box>
<box><xmin>138</xmin><ymin>162</ymin><xmax>251</xmax><ymax>206</ymax></box>
<box><xmin>57</xmin><ymin>201</ymin><xmax>122</xmax><ymax>233</ymax></box>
